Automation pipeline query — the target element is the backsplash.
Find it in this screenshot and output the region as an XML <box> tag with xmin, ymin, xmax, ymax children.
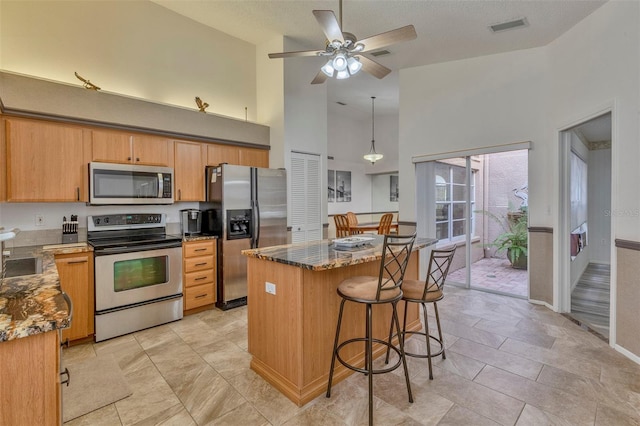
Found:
<box><xmin>0</xmin><ymin>203</ymin><xmax>188</xmax><ymax>247</ymax></box>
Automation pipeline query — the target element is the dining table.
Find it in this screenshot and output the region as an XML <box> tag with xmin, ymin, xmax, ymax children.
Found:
<box><xmin>349</xmin><ymin>222</ymin><xmax>399</xmax><ymax>234</ymax></box>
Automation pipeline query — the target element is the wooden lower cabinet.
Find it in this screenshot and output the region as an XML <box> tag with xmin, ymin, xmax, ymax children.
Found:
<box><xmin>0</xmin><ymin>330</ymin><xmax>61</xmax><ymax>426</ymax></box>
<box><xmin>183</xmin><ymin>240</ymin><xmax>217</xmax><ymax>312</ymax></box>
<box><xmin>55</xmin><ymin>252</ymin><xmax>94</xmax><ymax>343</ymax></box>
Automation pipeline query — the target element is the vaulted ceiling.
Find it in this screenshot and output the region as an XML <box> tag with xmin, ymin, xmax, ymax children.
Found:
<box><xmin>152</xmin><ymin>0</ymin><xmax>607</xmax><ymax>117</ymax></box>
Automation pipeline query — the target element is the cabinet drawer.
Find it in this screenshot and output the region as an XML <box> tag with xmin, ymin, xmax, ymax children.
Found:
<box><xmin>184</xmin><ymin>255</ymin><xmax>214</xmax><ymax>272</ymax></box>
<box><xmin>184</xmin><ymin>269</ymin><xmax>214</xmax><ymax>288</ymax></box>
<box><xmin>185</xmin><ymin>284</ymin><xmax>215</xmax><ymax>309</ymax></box>
<box><xmin>184</xmin><ymin>241</ymin><xmax>215</xmax><ymax>257</ymax></box>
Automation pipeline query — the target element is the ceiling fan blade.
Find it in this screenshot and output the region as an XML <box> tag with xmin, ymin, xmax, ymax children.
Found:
<box><xmin>268</xmin><ymin>49</ymin><xmax>324</xmax><ymax>59</ymax></box>
<box><xmin>313</xmin><ymin>10</ymin><xmax>344</xmax><ymax>43</ymax></box>
<box><xmin>359</xmin><ymin>55</ymin><xmax>392</xmax><ymax>79</ymax></box>
<box><xmin>311</xmin><ymin>70</ymin><xmax>328</xmax><ymax>85</ymax></box>
<box><xmin>359</xmin><ymin>25</ymin><xmax>417</xmax><ymax>52</ymax></box>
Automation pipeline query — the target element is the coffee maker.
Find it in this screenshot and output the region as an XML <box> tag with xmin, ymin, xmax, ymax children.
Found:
<box><xmin>180</xmin><ymin>209</ymin><xmax>202</xmax><ymax>236</ymax></box>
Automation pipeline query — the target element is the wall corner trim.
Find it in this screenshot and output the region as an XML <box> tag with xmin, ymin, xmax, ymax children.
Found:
<box><xmin>615</xmin><ymin>239</ymin><xmax>640</xmax><ymax>251</ymax></box>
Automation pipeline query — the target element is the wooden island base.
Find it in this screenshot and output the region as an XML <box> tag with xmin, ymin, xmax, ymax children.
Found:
<box><xmin>246</xmin><ymin>252</ymin><xmax>422</xmax><ymax>406</ymax></box>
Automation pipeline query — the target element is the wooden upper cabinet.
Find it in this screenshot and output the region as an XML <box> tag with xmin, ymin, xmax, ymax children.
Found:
<box><xmin>239</xmin><ymin>147</ymin><xmax>269</xmax><ymax>168</ymax></box>
<box><xmin>174</xmin><ymin>140</ymin><xmax>205</xmax><ymax>202</ymax></box>
<box><xmin>207</xmin><ymin>143</ymin><xmax>239</xmax><ymax>166</ymax></box>
<box><xmin>207</xmin><ymin>144</ymin><xmax>269</xmax><ymax>168</ymax></box>
<box><xmin>5</xmin><ymin>118</ymin><xmax>90</xmax><ymax>202</ymax></box>
<box><xmin>92</xmin><ymin>129</ymin><xmax>172</xmax><ymax>167</ymax></box>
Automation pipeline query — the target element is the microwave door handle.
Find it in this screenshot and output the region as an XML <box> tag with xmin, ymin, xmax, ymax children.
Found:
<box><xmin>157</xmin><ymin>173</ymin><xmax>163</xmax><ymax>198</ymax></box>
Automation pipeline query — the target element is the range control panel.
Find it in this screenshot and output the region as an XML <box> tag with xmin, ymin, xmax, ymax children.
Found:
<box><xmin>88</xmin><ymin>213</ymin><xmax>166</xmax><ymax>230</ymax></box>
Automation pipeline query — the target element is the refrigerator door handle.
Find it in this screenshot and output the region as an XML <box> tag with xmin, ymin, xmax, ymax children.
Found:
<box><xmin>255</xmin><ymin>200</ymin><xmax>261</xmax><ymax>248</ymax></box>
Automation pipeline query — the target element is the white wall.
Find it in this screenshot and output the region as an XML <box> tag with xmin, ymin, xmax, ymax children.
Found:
<box><xmin>588</xmin><ymin>148</ymin><xmax>612</xmax><ymax>264</ymax></box>
<box><xmin>371</xmin><ymin>174</ymin><xmax>399</xmax><ymax>213</ymax></box>
<box><xmin>327</xmin><ymin>159</ymin><xmax>371</xmax><ymax>216</ymax></box>
<box><xmin>282</xmin><ymin>37</ymin><xmax>328</xmax><ymax>227</ymax></box>
<box><xmin>0</xmin><ymin>1</ymin><xmax>257</xmax><ymax>122</ymax></box>
<box><xmin>399</xmin><ymin>47</ymin><xmax>550</xmax><ymax>225</ymax></box>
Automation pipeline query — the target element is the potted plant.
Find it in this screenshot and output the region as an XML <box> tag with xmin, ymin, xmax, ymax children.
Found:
<box><xmin>478</xmin><ymin>209</ymin><xmax>528</xmax><ymax>269</ymax></box>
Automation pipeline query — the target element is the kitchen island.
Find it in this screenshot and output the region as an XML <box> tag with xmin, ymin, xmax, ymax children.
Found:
<box><xmin>0</xmin><ymin>245</ymin><xmax>82</xmax><ymax>426</ymax></box>
<box><xmin>242</xmin><ymin>235</ymin><xmax>437</xmax><ymax>406</ymax></box>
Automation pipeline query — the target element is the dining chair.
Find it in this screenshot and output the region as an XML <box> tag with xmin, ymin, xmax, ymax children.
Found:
<box><xmin>391</xmin><ymin>245</ymin><xmax>457</xmax><ymax>380</ymax></box>
<box><xmin>346</xmin><ymin>211</ymin><xmax>359</xmax><ymax>233</ymax></box>
<box><xmin>334</xmin><ymin>214</ymin><xmax>351</xmax><ymax>237</ymax></box>
<box><xmin>377</xmin><ymin>213</ymin><xmax>394</xmax><ymax>235</ymax></box>
<box><xmin>327</xmin><ymin>233</ymin><xmax>417</xmax><ymax>426</ymax></box>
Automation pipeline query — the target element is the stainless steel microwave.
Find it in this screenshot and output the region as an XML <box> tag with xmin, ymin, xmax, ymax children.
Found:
<box><xmin>89</xmin><ymin>162</ymin><xmax>174</xmax><ymax>205</ymax></box>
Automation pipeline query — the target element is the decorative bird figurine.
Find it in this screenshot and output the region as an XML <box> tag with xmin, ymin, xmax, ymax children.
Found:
<box><xmin>195</xmin><ymin>96</ymin><xmax>209</xmax><ymax>113</ymax></box>
<box><xmin>74</xmin><ymin>72</ymin><xmax>101</xmax><ymax>91</ymax></box>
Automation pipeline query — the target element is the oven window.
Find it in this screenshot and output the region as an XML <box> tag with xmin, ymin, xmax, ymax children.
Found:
<box><xmin>113</xmin><ymin>256</ymin><xmax>168</xmax><ymax>292</ymax></box>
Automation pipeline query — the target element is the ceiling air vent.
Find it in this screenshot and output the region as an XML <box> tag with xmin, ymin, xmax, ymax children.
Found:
<box><xmin>370</xmin><ymin>50</ymin><xmax>391</xmax><ymax>57</ymax></box>
<box><xmin>489</xmin><ymin>17</ymin><xmax>528</xmax><ymax>33</ymax></box>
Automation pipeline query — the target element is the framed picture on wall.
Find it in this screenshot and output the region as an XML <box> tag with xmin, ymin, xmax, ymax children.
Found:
<box><xmin>328</xmin><ymin>169</ymin><xmax>335</xmax><ymax>202</ymax></box>
<box><xmin>390</xmin><ymin>175</ymin><xmax>399</xmax><ymax>201</ymax></box>
<box><xmin>336</xmin><ymin>170</ymin><xmax>351</xmax><ymax>202</ymax></box>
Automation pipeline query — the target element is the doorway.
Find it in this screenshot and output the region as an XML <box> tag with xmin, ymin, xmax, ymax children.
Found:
<box><xmin>560</xmin><ymin>113</ymin><xmax>612</xmax><ymax>338</ymax></box>
<box><xmin>415</xmin><ymin>145</ymin><xmax>530</xmax><ymax>298</ymax></box>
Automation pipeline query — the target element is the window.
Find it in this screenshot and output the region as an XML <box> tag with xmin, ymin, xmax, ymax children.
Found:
<box><xmin>435</xmin><ymin>162</ymin><xmax>475</xmax><ymax>242</ymax></box>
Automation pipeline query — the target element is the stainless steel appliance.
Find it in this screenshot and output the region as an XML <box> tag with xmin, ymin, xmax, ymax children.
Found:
<box><xmin>180</xmin><ymin>209</ymin><xmax>202</xmax><ymax>236</ymax></box>
<box><xmin>88</xmin><ymin>213</ymin><xmax>183</xmax><ymax>342</ymax></box>
<box><xmin>89</xmin><ymin>162</ymin><xmax>174</xmax><ymax>205</ymax></box>
<box><xmin>205</xmin><ymin>164</ymin><xmax>287</xmax><ymax>309</ymax></box>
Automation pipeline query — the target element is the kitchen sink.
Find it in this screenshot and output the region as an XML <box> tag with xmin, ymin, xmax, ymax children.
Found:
<box><xmin>2</xmin><ymin>257</ymin><xmax>43</xmax><ymax>278</ymax></box>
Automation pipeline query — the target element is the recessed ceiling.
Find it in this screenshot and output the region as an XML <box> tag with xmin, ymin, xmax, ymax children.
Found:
<box><xmin>152</xmin><ymin>0</ymin><xmax>607</xmax><ymax>116</ymax></box>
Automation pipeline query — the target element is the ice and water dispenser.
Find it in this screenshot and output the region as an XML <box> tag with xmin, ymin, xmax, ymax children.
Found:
<box><xmin>227</xmin><ymin>209</ymin><xmax>252</xmax><ymax>240</ymax></box>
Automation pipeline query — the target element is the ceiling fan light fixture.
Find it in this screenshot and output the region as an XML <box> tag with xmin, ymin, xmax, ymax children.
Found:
<box><xmin>332</xmin><ymin>53</ymin><xmax>348</xmax><ymax>71</ymax></box>
<box><xmin>347</xmin><ymin>56</ymin><xmax>362</xmax><ymax>75</ymax></box>
<box><xmin>336</xmin><ymin>69</ymin><xmax>350</xmax><ymax>79</ymax></box>
<box><xmin>321</xmin><ymin>60</ymin><xmax>335</xmax><ymax>77</ymax></box>
<box><xmin>364</xmin><ymin>96</ymin><xmax>383</xmax><ymax>164</ymax></box>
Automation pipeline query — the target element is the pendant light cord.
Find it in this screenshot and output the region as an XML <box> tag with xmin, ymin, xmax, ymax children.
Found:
<box><xmin>371</xmin><ymin>96</ymin><xmax>376</xmax><ymax>147</ymax></box>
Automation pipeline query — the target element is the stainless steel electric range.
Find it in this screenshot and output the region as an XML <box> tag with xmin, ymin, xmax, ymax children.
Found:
<box><xmin>87</xmin><ymin>213</ymin><xmax>183</xmax><ymax>342</ymax></box>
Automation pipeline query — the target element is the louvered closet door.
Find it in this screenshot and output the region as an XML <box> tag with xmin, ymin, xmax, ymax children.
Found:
<box><xmin>290</xmin><ymin>152</ymin><xmax>322</xmax><ymax>243</ymax></box>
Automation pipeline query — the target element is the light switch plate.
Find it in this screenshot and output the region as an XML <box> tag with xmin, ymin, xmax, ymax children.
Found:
<box><xmin>265</xmin><ymin>281</ymin><xmax>276</xmax><ymax>295</ymax></box>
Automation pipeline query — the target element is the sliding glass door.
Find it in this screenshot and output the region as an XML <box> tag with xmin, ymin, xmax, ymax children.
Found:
<box><xmin>416</xmin><ymin>148</ymin><xmax>529</xmax><ymax>298</ymax></box>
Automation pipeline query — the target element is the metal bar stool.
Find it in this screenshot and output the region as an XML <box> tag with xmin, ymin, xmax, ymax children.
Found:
<box><xmin>392</xmin><ymin>246</ymin><xmax>456</xmax><ymax>380</ymax></box>
<box><xmin>327</xmin><ymin>233</ymin><xmax>416</xmax><ymax>426</ymax></box>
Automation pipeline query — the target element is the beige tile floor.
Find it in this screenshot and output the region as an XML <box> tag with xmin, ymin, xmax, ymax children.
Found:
<box><xmin>63</xmin><ymin>287</ymin><xmax>640</xmax><ymax>425</ymax></box>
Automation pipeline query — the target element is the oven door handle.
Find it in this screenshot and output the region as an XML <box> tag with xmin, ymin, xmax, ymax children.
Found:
<box><xmin>94</xmin><ymin>241</ymin><xmax>182</xmax><ymax>255</ymax></box>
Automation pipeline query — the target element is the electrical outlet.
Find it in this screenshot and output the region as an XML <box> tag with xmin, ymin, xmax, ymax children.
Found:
<box><xmin>35</xmin><ymin>214</ymin><xmax>45</xmax><ymax>227</ymax></box>
<box><xmin>265</xmin><ymin>281</ymin><xmax>276</xmax><ymax>295</ymax></box>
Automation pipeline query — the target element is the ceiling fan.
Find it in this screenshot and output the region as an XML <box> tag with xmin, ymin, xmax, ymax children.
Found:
<box><xmin>268</xmin><ymin>0</ymin><xmax>417</xmax><ymax>84</ymax></box>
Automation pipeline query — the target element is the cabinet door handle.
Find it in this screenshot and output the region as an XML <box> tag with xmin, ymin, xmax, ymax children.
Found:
<box><xmin>195</xmin><ymin>294</ymin><xmax>207</xmax><ymax>299</ymax></box>
<box><xmin>195</xmin><ymin>262</ymin><xmax>208</xmax><ymax>267</ymax></box>
<box><xmin>194</xmin><ymin>248</ymin><xmax>207</xmax><ymax>252</ymax></box>
<box><xmin>178</xmin><ymin>189</ymin><xmax>181</xmax><ymax>201</ymax></box>
<box><xmin>127</xmin><ymin>156</ymin><xmax>132</xmax><ymax>161</ymax></box>
<box><xmin>76</xmin><ymin>187</ymin><xmax>80</xmax><ymax>201</ymax></box>
<box><xmin>62</xmin><ymin>291</ymin><xmax>73</xmax><ymax>326</ymax></box>
<box><xmin>60</xmin><ymin>368</ymin><xmax>71</xmax><ymax>387</ymax></box>
<box><xmin>136</xmin><ymin>157</ymin><xmax>140</xmax><ymax>162</ymax></box>
<box><xmin>67</xmin><ymin>259</ymin><xmax>88</xmax><ymax>265</ymax></box>
<box><xmin>194</xmin><ymin>276</ymin><xmax>207</xmax><ymax>281</ymax></box>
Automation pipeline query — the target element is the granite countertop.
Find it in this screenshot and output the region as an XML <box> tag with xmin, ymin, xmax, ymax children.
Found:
<box><xmin>242</xmin><ymin>236</ymin><xmax>437</xmax><ymax>271</ymax></box>
<box><xmin>183</xmin><ymin>235</ymin><xmax>218</xmax><ymax>242</ymax></box>
<box><xmin>0</xmin><ymin>243</ymin><xmax>92</xmax><ymax>342</ymax></box>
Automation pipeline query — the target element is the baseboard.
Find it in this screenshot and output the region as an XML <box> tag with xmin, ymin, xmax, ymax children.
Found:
<box><xmin>528</xmin><ymin>298</ymin><xmax>555</xmax><ymax>311</ymax></box>
<box><xmin>614</xmin><ymin>344</ymin><xmax>640</xmax><ymax>365</ymax></box>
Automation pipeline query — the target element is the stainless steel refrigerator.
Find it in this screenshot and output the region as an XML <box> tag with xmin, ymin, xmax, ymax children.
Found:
<box><xmin>204</xmin><ymin>164</ymin><xmax>287</xmax><ymax>310</ymax></box>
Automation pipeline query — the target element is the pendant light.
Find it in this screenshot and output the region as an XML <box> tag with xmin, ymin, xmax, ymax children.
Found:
<box><xmin>363</xmin><ymin>96</ymin><xmax>383</xmax><ymax>164</ymax></box>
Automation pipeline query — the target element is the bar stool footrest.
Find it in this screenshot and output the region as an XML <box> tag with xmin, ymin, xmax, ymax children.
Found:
<box><xmin>402</xmin><ymin>330</ymin><xmax>444</xmax><ymax>358</ymax></box>
<box><xmin>336</xmin><ymin>337</ymin><xmax>403</xmax><ymax>375</ymax></box>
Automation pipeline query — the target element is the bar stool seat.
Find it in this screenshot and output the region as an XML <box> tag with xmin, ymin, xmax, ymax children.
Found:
<box><xmin>327</xmin><ymin>233</ymin><xmax>417</xmax><ymax>426</ymax></box>
<box><xmin>396</xmin><ymin>246</ymin><xmax>456</xmax><ymax>380</ymax></box>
